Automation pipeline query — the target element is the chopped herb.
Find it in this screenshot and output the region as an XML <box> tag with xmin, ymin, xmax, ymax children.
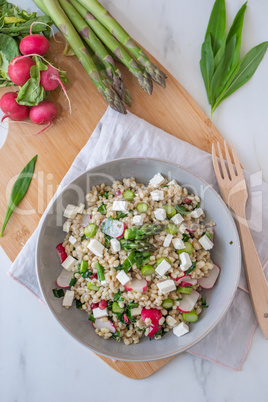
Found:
<box><xmin>185</xmin><ymin>261</ymin><xmax>197</xmax><ymax>275</ymax></box>
<box><xmin>113</xmin><ymin>290</ymin><xmax>121</xmax><ymax>302</ymax></box>
<box><xmin>52</xmin><ymin>288</ymin><xmax>65</xmax><ymax>298</ymax></box>
<box><xmin>201</xmin><ymin>296</ymin><xmax>209</xmax><ymax>309</ymax></box>
<box><xmin>154</xmin><ymin>327</ymin><xmax>166</xmax><ymax>338</ymax></box>
<box><xmin>106</xmin><ymin>300</ymin><xmax>113</xmax><ymax>310</ymax></box>
<box><xmin>176</xmin><ymin>298</ymin><xmax>183</xmax><ymax>301</ymax></box>
<box><xmin>88</xmin><ymin>314</ymin><xmax>95</xmax><ymax>323</ymax></box>
<box><xmin>195</xmin><ymin>202</ymin><xmax>200</xmax><ymax>209</ymax></box>
<box><xmin>97</xmin><ymin>204</ymin><xmax>107</xmax><ymax>215</ymax></box>
<box><xmin>96</xmin><ymin>262</ymin><xmax>105</xmax><ymax>281</ymax></box>
<box><xmin>129</xmin><ymin>210</ymin><xmax>134</xmax><ymax>215</ymax></box>
<box><xmin>81</xmin><ymin>234</ymin><xmax>86</xmax><ymax>241</ymax></box>
<box><xmin>81</xmin><ymin>270</ymin><xmax>92</xmax><ymax>279</ymax></box>
<box><xmin>128</xmin><ymin>302</ymin><xmax>139</xmax><ymax>309</ymax></box>
<box><xmin>69</xmin><ymin>277</ymin><xmax>77</xmax><ymax>287</ymax></box>
<box><xmin>163</xmin><ymin>185</ymin><xmax>168</xmax><ymax>188</ymax></box>
<box><xmin>76</xmin><ymin>299</ymin><xmax>83</xmax><ymax>309</ymax></box>
<box><xmin>116</xmin><ymin>211</ymin><xmax>128</xmax><ymax>219</ymax></box>
<box><xmin>103</xmin><ymin>191</ymin><xmax>109</xmax><ymax>199</ymax></box>
<box><xmin>182</xmin><ymin>233</ymin><xmax>190</xmax><ymax>242</ymax></box>
<box><xmin>104</xmin><ymin>234</ymin><xmax>112</xmax><ymax>247</ymax></box>
<box><xmin>111</xmin><ymin>330</ymin><xmax>121</xmax><ymax>342</ymax></box>
<box><xmin>137</xmin><ymin>328</ymin><xmax>145</xmax><ymax>333</ymax></box>
<box><xmin>175</xmin><ymin>204</ymin><xmax>189</xmax><ymax>215</ymax></box>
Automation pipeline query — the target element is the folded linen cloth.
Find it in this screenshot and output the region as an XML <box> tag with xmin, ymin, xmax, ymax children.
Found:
<box><xmin>8</xmin><ymin>107</ymin><xmax>268</xmax><ymax>371</ymax></box>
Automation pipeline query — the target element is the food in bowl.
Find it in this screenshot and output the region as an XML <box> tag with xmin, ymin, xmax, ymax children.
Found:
<box><xmin>53</xmin><ymin>173</ymin><xmax>220</xmax><ymax>345</ymax></box>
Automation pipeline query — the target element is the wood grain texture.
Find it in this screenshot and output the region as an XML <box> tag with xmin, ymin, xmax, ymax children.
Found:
<box><xmin>0</xmin><ymin>33</ymin><xmax>226</xmax><ymax>379</ymax></box>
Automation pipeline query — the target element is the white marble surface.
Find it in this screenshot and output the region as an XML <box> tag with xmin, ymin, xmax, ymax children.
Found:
<box><xmin>1</xmin><ymin>0</ymin><xmax>268</xmax><ymax>401</ymax></box>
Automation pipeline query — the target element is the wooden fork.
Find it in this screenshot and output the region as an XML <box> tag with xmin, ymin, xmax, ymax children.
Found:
<box><xmin>212</xmin><ymin>141</ymin><xmax>268</xmax><ymax>339</ymax></box>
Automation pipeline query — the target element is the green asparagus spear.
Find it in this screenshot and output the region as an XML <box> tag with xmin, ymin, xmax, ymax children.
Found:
<box><xmin>33</xmin><ymin>0</ymin><xmax>126</xmax><ymax>114</ymax></box>
<box><xmin>58</xmin><ymin>0</ymin><xmax>126</xmax><ymax>101</ymax></box>
<box><xmin>69</xmin><ymin>0</ymin><xmax>153</xmax><ymax>95</ymax></box>
<box><xmin>120</xmin><ymin>240</ymin><xmax>156</xmax><ymax>253</ymax></box>
<box><xmin>78</xmin><ymin>0</ymin><xmax>167</xmax><ymax>87</ymax></box>
<box><xmin>124</xmin><ymin>223</ymin><xmax>166</xmax><ymax>240</ymax></box>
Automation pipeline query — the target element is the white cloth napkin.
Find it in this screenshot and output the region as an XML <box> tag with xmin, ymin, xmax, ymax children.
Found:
<box><xmin>9</xmin><ymin>107</ymin><xmax>268</xmax><ymax>371</ymax></box>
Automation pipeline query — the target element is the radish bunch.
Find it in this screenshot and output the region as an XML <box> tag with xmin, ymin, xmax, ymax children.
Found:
<box><xmin>0</xmin><ymin>29</ymin><xmax>69</xmax><ymax>135</ymax></box>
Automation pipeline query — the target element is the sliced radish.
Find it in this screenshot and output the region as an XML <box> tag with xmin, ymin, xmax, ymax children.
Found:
<box><xmin>197</xmin><ymin>264</ymin><xmax>220</xmax><ymax>289</ymax></box>
<box><xmin>177</xmin><ymin>290</ymin><xmax>199</xmax><ymax>313</ymax></box>
<box><xmin>56</xmin><ymin>269</ymin><xmax>73</xmax><ymax>288</ymax></box>
<box><xmin>180</xmin><ymin>278</ymin><xmax>197</xmax><ymax>287</ymax></box>
<box><xmin>125</xmin><ymin>278</ymin><xmax>148</xmax><ymax>293</ymax></box>
<box><xmin>101</xmin><ymin>218</ymin><xmax>126</xmax><ymax>238</ymax></box>
<box><xmin>141</xmin><ymin>308</ymin><xmax>162</xmax><ymax>326</ymax></box>
<box><xmin>183</xmin><ymin>198</ymin><xmax>192</xmax><ymax>204</ymax></box>
<box><xmin>171</xmin><ymin>274</ymin><xmax>189</xmax><ymax>283</ymax></box>
<box><xmin>80</xmin><ymin>214</ymin><xmax>91</xmax><ymax>228</ymax></box>
<box><xmin>93</xmin><ymin>319</ymin><xmax>116</xmax><ymax>333</ymax></box>
<box><xmin>148</xmin><ymin>325</ymin><xmax>161</xmax><ymax>338</ymax></box>
<box><xmin>186</xmin><ymin>228</ymin><xmax>196</xmax><ymax>234</ymax></box>
<box><xmin>115</xmin><ymin>190</ymin><xmax>121</xmax><ymax>196</ymax></box>
<box><xmin>56</xmin><ymin>243</ymin><xmax>67</xmax><ymax>263</ymax></box>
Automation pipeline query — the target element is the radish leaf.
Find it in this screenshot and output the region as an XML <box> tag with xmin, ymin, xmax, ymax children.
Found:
<box><xmin>205</xmin><ymin>0</ymin><xmax>226</xmax><ymax>56</ymax></box>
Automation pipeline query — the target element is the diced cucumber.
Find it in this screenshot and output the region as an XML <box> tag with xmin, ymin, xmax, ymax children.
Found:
<box><xmin>97</xmin><ymin>204</ymin><xmax>107</xmax><ymax>215</ymax></box>
<box><xmin>166</xmin><ymin>223</ymin><xmax>178</xmax><ymax>235</ymax></box>
<box><xmin>80</xmin><ymin>260</ymin><xmax>88</xmax><ymax>273</ymax></box>
<box><xmin>136</xmin><ymin>202</ymin><xmax>148</xmax><ymax>213</ymax></box>
<box><xmin>141</xmin><ymin>265</ymin><xmax>155</xmax><ymax>276</ymax></box>
<box><xmin>177</xmin><ymin>286</ymin><xmax>192</xmax><ymax>295</ymax></box>
<box><xmin>162</xmin><ymin>298</ymin><xmax>174</xmax><ymax>309</ymax></box>
<box><xmin>96</xmin><ymin>262</ymin><xmax>105</xmax><ymax>282</ymax></box>
<box><xmin>87</xmin><ymin>282</ymin><xmax>100</xmax><ymax>291</ymax></box>
<box><xmin>156</xmin><ymin>257</ymin><xmax>171</xmax><ymax>266</ymax></box>
<box><xmin>123</xmin><ymin>190</ymin><xmax>135</xmax><ymax>201</ymax></box>
<box><xmin>205</xmin><ymin>231</ymin><xmax>213</xmax><ymax>240</ymax></box>
<box><xmin>177</xmin><ymin>241</ymin><xmax>193</xmax><ymax>255</ymax></box>
<box><xmin>112</xmin><ymin>301</ymin><xmax>124</xmax><ymax>313</ymax></box>
<box><xmin>161</xmin><ymin>205</ymin><xmax>176</xmax><ymax>218</ymax></box>
<box><xmin>84</xmin><ymin>223</ymin><xmax>98</xmax><ymax>238</ymax></box>
<box><xmin>182</xmin><ymin>311</ymin><xmax>198</xmax><ymax>322</ymax></box>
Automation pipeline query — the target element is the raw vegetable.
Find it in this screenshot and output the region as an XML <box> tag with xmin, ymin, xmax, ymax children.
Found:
<box><xmin>162</xmin><ymin>298</ymin><xmax>174</xmax><ymax>309</ymax></box>
<box><xmin>56</xmin><ymin>242</ymin><xmax>67</xmax><ymax>263</ymax></box>
<box><xmin>120</xmin><ymin>239</ymin><xmax>156</xmax><ymax>253</ymax></box>
<box><xmin>200</xmin><ymin>0</ymin><xmax>268</xmax><ymax>119</ymax></box>
<box><xmin>0</xmin><ymin>155</ymin><xmax>37</xmax><ymax>237</ymax></box>
<box><xmin>52</xmin><ymin>288</ymin><xmax>65</xmax><ymax>298</ymax></box>
<box><xmin>96</xmin><ymin>261</ymin><xmax>105</xmax><ymax>282</ymax></box>
<box><xmin>165</xmin><ymin>222</ymin><xmax>178</xmax><ymax>235</ymax></box>
<box><xmin>0</xmin><ymin>91</ymin><xmax>29</xmax><ymax>122</ymax></box>
<box><xmin>177</xmin><ymin>290</ymin><xmax>199</xmax><ymax>313</ymax></box>
<box><xmin>177</xmin><ymin>242</ymin><xmax>193</xmax><ymax>255</ymax></box>
<box><xmin>19</xmin><ymin>33</ymin><xmax>50</xmax><ymax>56</ymax></box>
<box><xmin>97</xmin><ymin>204</ymin><xmax>107</xmax><ymax>215</ymax></box>
<box><xmin>84</xmin><ymin>223</ymin><xmax>98</xmax><ymax>238</ymax></box>
<box><xmin>177</xmin><ymin>286</ymin><xmax>193</xmax><ymax>295</ymax></box>
<box><xmin>56</xmin><ymin>269</ymin><xmax>73</xmax><ymax>288</ymax></box>
<box><xmin>156</xmin><ymin>257</ymin><xmax>171</xmax><ymax>266</ymax></box>
<box><xmin>101</xmin><ymin>218</ymin><xmax>125</xmax><ymax>238</ymax></box>
<box><xmin>141</xmin><ymin>265</ymin><xmax>155</xmax><ymax>276</ymax></box>
<box><xmin>29</xmin><ymin>100</ymin><xmax>57</xmax><ymax>131</ymax></box>
<box><xmin>124</xmin><ymin>278</ymin><xmax>148</xmax><ymax>292</ymax></box>
<box><xmin>136</xmin><ymin>202</ymin><xmax>148</xmax><ymax>213</ymax></box>
<box><xmin>198</xmin><ymin>263</ymin><xmax>220</xmax><ymax>289</ymax></box>
<box><xmin>0</xmin><ymin>33</ymin><xmax>19</xmax><ymax>87</ymax></box>
<box><xmin>123</xmin><ymin>190</ymin><xmax>135</xmax><ymax>201</ymax></box>
<box><xmin>8</xmin><ymin>56</ymin><xmax>35</xmax><ymax>86</ymax></box>
<box><xmin>123</xmin><ymin>223</ymin><xmax>166</xmax><ymax>240</ymax></box>
<box><xmin>112</xmin><ymin>302</ymin><xmax>124</xmax><ymax>313</ymax></box>
<box><xmin>40</xmin><ymin>65</ymin><xmax>62</xmax><ymax>90</ymax></box>
<box><xmin>161</xmin><ymin>205</ymin><xmax>176</xmax><ymax>218</ymax></box>
<box><xmin>93</xmin><ymin>318</ymin><xmax>116</xmax><ymax>333</ymax></box>
<box><xmin>87</xmin><ymin>282</ymin><xmax>100</xmax><ymax>291</ymax></box>
<box><xmin>182</xmin><ymin>311</ymin><xmax>198</xmax><ymax>322</ymax></box>
<box><xmin>79</xmin><ymin>260</ymin><xmax>88</xmax><ymax>273</ymax></box>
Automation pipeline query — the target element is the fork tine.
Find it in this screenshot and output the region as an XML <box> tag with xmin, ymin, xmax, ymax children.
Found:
<box><xmin>212</xmin><ymin>143</ymin><xmax>222</xmax><ymax>181</ymax></box>
<box><xmin>224</xmin><ymin>140</ymin><xmax>236</xmax><ymax>179</ymax></box>
<box><xmin>230</xmin><ymin>141</ymin><xmax>243</xmax><ymax>176</ymax></box>
<box><xmin>217</xmin><ymin>142</ymin><xmax>229</xmax><ymax>179</ymax></box>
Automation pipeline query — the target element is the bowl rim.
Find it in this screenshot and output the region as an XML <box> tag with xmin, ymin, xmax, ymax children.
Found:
<box><xmin>36</xmin><ymin>156</ymin><xmax>241</xmax><ymax>362</ymax></box>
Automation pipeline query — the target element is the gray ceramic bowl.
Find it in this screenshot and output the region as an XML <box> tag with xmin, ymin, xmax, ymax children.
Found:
<box><xmin>36</xmin><ymin>158</ymin><xmax>241</xmax><ymax>362</ymax></box>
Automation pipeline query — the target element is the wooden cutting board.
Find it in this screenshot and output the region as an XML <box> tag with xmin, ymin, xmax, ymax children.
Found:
<box><xmin>0</xmin><ymin>33</ymin><xmax>224</xmax><ymax>379</ymax></box>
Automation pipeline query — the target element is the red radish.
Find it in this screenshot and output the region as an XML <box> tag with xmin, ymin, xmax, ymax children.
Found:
<box><xmin>115</xmin><ymin>190</ymin><xmax>121</xmax><ymax>196</ymax></box>
<box><xmin>123</xmin><ymin>314</ymin><xmax>130</xmax><ymax>324</ymax></box>
<box><xmin>180</xmin><ymin>278</ymin><xmax>197</xmax><ymax>287</ymax></box>
<box><xmin>148</xmin><ymin>325</ymin><xmax>161</xmax><ymax>338</ymax></box>
<box><xmin>93</xmin><ymin>319</ymin><xmax>116</xmax><ymax>333</ymax></box>
<box><xmin>8</xmin><ymin>56</ymin><xmax>35</xmax><ymax>86</ymax></box>
<box><xmin>20</xmin><ymin>34</ymin><xmax>49</xmax><ymax>56</ymax></box>
<box><xmin>40</xmin><ymin>65</ymin><xmax>60</xmax><ymax>91</ymax></box>
<box><xmin>99</xmin><ymin>300</ymin><xmax>107</xmax><ymax>310</ymax></box>
<box><xmin>56</xmin><ymin>243</ymin><xmax>67</xmax><ymax>263</ymax></box>
<box><xmin>90</xmin><ymin>302</ymin><xmax>99</xmax><ymax>310</ymax></box>
<box><xmin>170</xmin><ymin>274</ymin><xmax>189</xmax><ymax>283</ymax></box>
<box><xmin>80</xmin><ymin>214</ymin><xmax>92</xmax><ymax>228</ymax></box>
<box><xmin>101</xmin><ymin>218</ymin><xmax>126</xmax><ymax>238</ymax></box>
<box><xmin>141</xmin><ymin>308</ymin><xmax>162</xmax><ymax>326</ymax></box>
<box><xmin>29</xmin><ymin>100</ymin><xmax>57</xmax><ymax>135</ymax></box>
<box><xmin>0</xmin><ymin>92</ymin><xmax>29</xmax><ymax>122</ymax></box>
<box><xmin>186</xmin><ymin>228</ymin><xmax>196</xmax><ymax>234</ymax></box>
<box><xmin>56</xmin><ymin>269</ymin><xmax>73</xmax><ymax>288</ymax></box>
<box><xmin>197</xmin><ymin>264</ymin><xmax>220</xmax><ymax>289</ymax></box>
<box><xmin>177</xmin><ymin>290</ymin><xmax>199</xmax><ymax>313</ymax></box>
<box><xmin>90</xmin><ymin>274</ymin><xmax>98</xmax><ymax>280</ymax></box>
<box><xmin>183</xmin><ymin>198</ymin><xmax>192</xmax><ymax>204</ymax></box>
<box><xmin>125</xmin><ymin>278</ymin><xmax>147</xmax><ymax>293</ymax></box>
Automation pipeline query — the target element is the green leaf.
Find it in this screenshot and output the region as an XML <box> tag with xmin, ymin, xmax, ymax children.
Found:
<box><xmin>0</xmin><ymin>33</ymin><xmax>19</xmax><ymax>81</ymax></box>
<box><xmin>205</xmin><ymin>0</ymin><xmax>226</xmax><ymax>55</ymax></box>
<box><xmin>226</xmin><ymin>2</ymin><xmax>247</xmax><ymax>68</ymax></box>
<box><xmin>213</xmin><ymin>41</ymin><xmax>268</xmax><ymax>112</ymax></box>
<box><xmin>16</xmin><ymin>58</ymin><xmax>47</xmax><ymax>106</ymax></box>
<box><xmin>200</xmin><ymin>37</ymin><xmax>214</xmax><ymax>104</ymax></box>
<box><xmin>0</xmin><ymin>155</ymin><xmax>37</xmax><ymax>237</ymax></box>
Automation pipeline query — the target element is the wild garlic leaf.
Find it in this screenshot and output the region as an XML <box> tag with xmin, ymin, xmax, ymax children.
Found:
<box><xmin>0</xmin><ymin>155</ymin><xmax>37</xmax><ymax>237</ymax></box>
<box><xmin>212</xmin><ymin>41</ymin><xmax>268</xmax><ymax>112</ymax></box>
<box><xmin>225</xmin><ymin>2</ymin><xmax>247</xmax><ymax>68</ymax></box>
<box><xmin>205</xmin><ymin>0</ymin><xmax>226</xmax><ymax>56</ymax></box>
<box><xmin>200</xmin><ymin>37</ymin><xmax>214</xmax><ymax>104</ymax></box>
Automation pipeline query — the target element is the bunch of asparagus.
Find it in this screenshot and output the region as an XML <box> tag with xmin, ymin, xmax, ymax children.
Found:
<box><xmin>32</xmin><ymin>0</ymin><xmax>167</xmax><ymax>114</ymax></box>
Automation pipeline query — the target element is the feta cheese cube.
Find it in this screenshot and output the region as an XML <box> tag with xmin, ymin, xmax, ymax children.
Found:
<box><xmin>191</xmin><ymin>208</ymin><xmax>204</xmax><ymax>219</ymax></box>
<box><xmin>62</xmin><ymin>290</ymin><xmax>74</xmax><ymax>307</ymax></box>
<box><xmin>76</xmin><ymin>203</ymin><xmax>85</xmax><ymax>214</ymax></box>
<box><xmin>63</xmin><ymin>220</ymin><xmax>71</xmax><ymax>233</ymax></box>
<box><xmin>131</xmin><ymin>307</ymin><xmax>142</xmax><ymax>317</ymax></box>
<box><xmin>173</xmin><ymin>322</ymin><xmax>189</xmax><ymax>337</ymax></box>
<box><xmin>149</xmin><ymin>173</ymin><xmax>165</xmax><ymax>188</ymax></box>
<box><xmin>180</xmin><ymin>252</ymin><xmax>192</xmax><ymax>271</ymax></box>
<box><xmin>166</xmin><ymin>315</ymin><xmax>177</xmax><ymax>327</ymax></box>
<box><xmin>110</xmin><ymin>238</ymin><xmax>121</xmax><ymax>252</ymax></box>
<box><xmin>93</xmin><ymin>307</ymin><xmax>108</xmax><ymax>319</ymax></box>
<box><xmin>155</xmin><ymin>259</ymin><xmax>172</xmax><ymax>276</ymax></box>
<box><xmin>101</xmin><ymin>280</ymin><xmax>107</xmax><ymax>285</ymax></box>
<box><xmin>163</xmin><ymin>234</ymin><xmax>173</xmax><ymax>247</ymax></box>
<box><xmin>157</xmin><ymin>280</ymin><xmax>176</xmax><ymax>294</ymax></box>
<box><xmin>154</xmin><ymin>208</ymin><xmax>166</xmax><ymax>221</ymax></box>
<box><xmin>112</xmin><ymin>201</ymin><xmax>128</xmax><ymax>211</ymax></box>
<box><xmin>116</xmin><ymin>270</ymin><xmax>131</xmax><ymax>286</ymax></box>
<box><xmin>171</xmin><ymin>213</ymin><xmax>184</xmax><ymax>225</ymax></box>
<box><xmin>172</xmin><ymin>238</ymin><xmax>185</xmax><ymax>250</ymax></box>
<box><xmin>69</xmin><ymin>235</ymin><xmax>79</xmax><ymax>246</ymax></box>
<box><xmin>63</xmin><ymin>204</ymin><xmax>78</xmax><ymax>219</ymax></box>
<box><xmin>87</xmin><ymin>239</ymin><xmax>104</xmax><ymax>257</ymax></box>
<box><xmin>198</xmin><ymin>234</ymin><xmax>214</xmax><ymax>250</ymax></box>
<box><xmin>178</xmin><ymin>224</ymin><xmax>187</xmax><ymax>234</ymax></box>
<box><xmin>61</xmin><ymin>255</ymin><xmax>77</xmax><ymax>271</ymax></box>
<box><xmin>150</xmin><ymin>190</ymin><xmax>164</xmax><ymax>201</ymax></box>
<box><xmin>133</xmin><ymin>215</ymin><xmax>144</xmax><ymax>225</ymax></box>
<box><xmin>167</xmin><ymin>180</ymin><xmax>178</xmax><ymax>186</ymax></box>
